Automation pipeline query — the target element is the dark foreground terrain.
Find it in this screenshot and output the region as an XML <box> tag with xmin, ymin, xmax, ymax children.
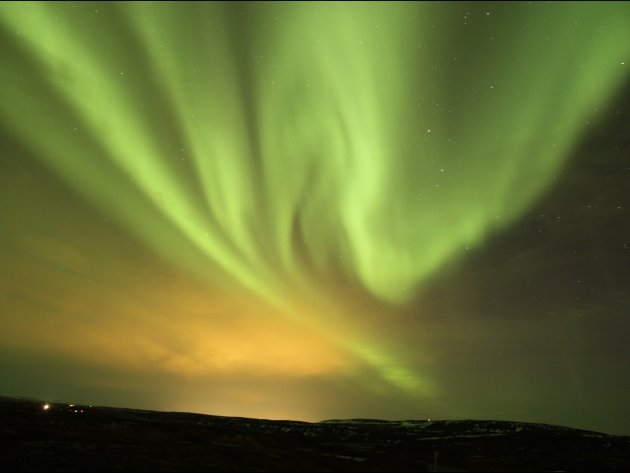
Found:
<box><xmin>1</xmin><ymin>396</ymin><xmax>629</xmax><ymax>472</ymax></box>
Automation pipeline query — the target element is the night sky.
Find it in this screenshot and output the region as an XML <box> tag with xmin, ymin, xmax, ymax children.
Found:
<box><xmin>1</xmin><ymin>2</ymin><xmax>629</xmax><ymax>435</ymax></box>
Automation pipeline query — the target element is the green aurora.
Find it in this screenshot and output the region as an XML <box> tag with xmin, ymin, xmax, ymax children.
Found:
<box><xmin>1</xmin><ymin>2</ymin><xmax>629</xmax><ymax>434</ymax></box>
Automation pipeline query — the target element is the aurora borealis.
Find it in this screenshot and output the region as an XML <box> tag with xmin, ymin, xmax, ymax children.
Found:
<box><xmin>1</xmin><ymin>1</ymin><xmax>629</xmax><ymax>435</ymax></box>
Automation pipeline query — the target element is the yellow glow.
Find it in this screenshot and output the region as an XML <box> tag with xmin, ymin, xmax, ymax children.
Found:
<box><xmin>0</xmin><ymin>261</ymin><xmax>352</xmax><ymax>379</ymax></box>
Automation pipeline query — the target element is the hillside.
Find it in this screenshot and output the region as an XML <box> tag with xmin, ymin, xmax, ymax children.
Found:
<box><xmin>1</xmin><ymin>396</ymin><xmax>629</xmax><ymax>472</ymax></box>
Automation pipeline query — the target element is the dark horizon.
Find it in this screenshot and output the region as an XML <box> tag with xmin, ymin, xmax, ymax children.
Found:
<box><xmin>4</xmin><ymin>395</ymin><xmax>629</xmax><ymax>472</ymax></box>
<box><xmin>3</xmin><ymin>393</ymin><xmax>626</xmax><ymax>438</ymax></box>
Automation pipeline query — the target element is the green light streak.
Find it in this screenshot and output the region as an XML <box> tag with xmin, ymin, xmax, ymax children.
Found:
<box><xmin>1</xmin><ymin>2</ymin><xmax>628</xmax><ymax>393</ymax></box>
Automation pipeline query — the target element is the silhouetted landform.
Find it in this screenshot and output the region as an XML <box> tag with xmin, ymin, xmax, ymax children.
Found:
<box><xmin>1</xmin><ymin>396</ymin><xmax>629</xmax><ymax>472</ymax></box>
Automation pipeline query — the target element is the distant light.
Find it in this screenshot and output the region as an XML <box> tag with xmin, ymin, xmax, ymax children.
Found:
<box><xmin>69</xmin><ymin>404</ymin><xmax>74</xmax><ymax>407</ymax></box>
<box><xmin>43</xmin><ymin>403</ymin><xmax>50</xmax><ymax>411</ymax></box>
<box><xmin>428</xmin><ymin>418</ymin><xmax>431</xmax><ymax>422</ymax></box>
